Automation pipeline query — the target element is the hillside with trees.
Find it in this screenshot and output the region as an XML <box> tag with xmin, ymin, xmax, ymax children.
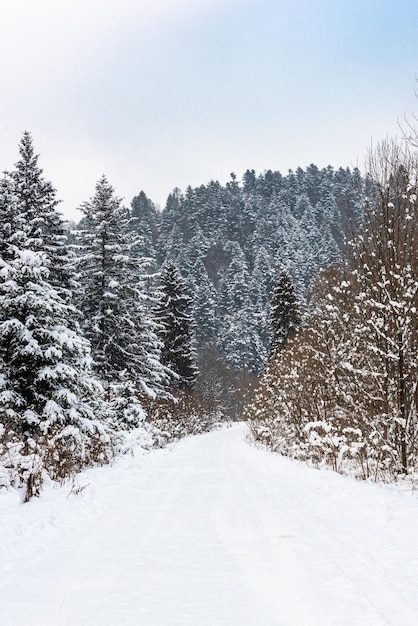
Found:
<box><xmin>1</xmin><ymin>129</ymin><xmax>417</xmax><ymax>499</ymax></box>
<box><xmin>150</xmin><ymin>165</ymin><xmax>363</xmax><ymax>375</ymax></box>
<box><xmin>126</xmin><ymin>164</ymin><xmax>364</xmax><ymax>417</ymax></box>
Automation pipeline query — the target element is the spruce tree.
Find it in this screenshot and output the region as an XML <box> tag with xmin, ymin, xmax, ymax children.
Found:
<box><xmin>155</xmin><ymin>260</ymin><xmax>198</xmax><ymax>389</ymax></box>
<box><xmin>130</xmin><ymin>190</ymin><xmax>159</xmax><ymax>262</ymax></box>
<box><xmin>75</xmin><ymin>176</ymin><xmax>168</xmax><ymax>416</ymax></box>
<box><xmin>219</xmin><ymin>305</ymin><xmax>266</xmax><ymax>373</ymax></box>
<box><xmin>0</xmin><ymin>245</ymin><xmax>108</xmax><ymax>495</ymax></box>
<box><xmin>217</xmin><ymin>241</ymin><xmax>249</xmax><ymax>317</ymax></box>
<box><xmin>217</xmin><ymin>242</ymin><xmax>266</xmax><ymax>371</ymax></box>
<box><xmin>0</xmin><ymin>133</ymin><xmax>110</xmax><ymax>497</ymax></box>
<box><xmin>7</xmin><ymin>131</ymin><xmax>74</xmax><ymax>296</ymax></box>
<box><xmin>193</xmin><ymin>273</ymin><xmax>218</xmax><ymax>347</ymax></box>
<box><xmin>144</xmin><ymin>164</ymin><xmax>361</xmax><ymax>374</ymax></box>
<box><xmin>0</xmin><ymin>173</ymin><xmax>22</xmax><ymax>261</ymax></box>
<box><xmin>268</xmin><ymin>266</ymin><xmax>302</xmax><ymax>359</ymax></box>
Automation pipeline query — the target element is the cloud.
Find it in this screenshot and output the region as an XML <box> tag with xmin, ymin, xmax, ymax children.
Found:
<box><xmin>1</xmin><ymin>0</ymin><xmax>416</xmax><ymax>222</ymax></box>
<box><xmin>0</xmin><ymin>0</ymin><xmax>245</xmax><ymax>217</ymax></box>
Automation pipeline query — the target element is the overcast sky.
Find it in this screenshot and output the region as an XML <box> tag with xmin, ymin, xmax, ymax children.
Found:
<box><xmin>1</xmin><ymin>0</ymin><xmax>418</xmax><ymax>220</ymax></box>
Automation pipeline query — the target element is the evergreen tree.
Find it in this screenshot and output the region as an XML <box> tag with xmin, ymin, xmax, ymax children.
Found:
<box><xmin>268</xmin><ymin>266</ymin><xmax>302</xmax><ymax>359</ymax></box>
<box><xmin>130</xmin><ymin>190</ymin><xmax>159</xmax><ymax>262</ymax></box>
<box><xmin>219</xmin><ymin>305</ymin><xmax>266</xmax><ymax>373</ymax></box>
<box><xmin>0</xmin><ymin>246</ymin><xmax>108</xmax><ymax>493</ymax></box>
<box><xmin>7</xmin><ymin>132</ymin><xmax>74</xmax><ymax>295</ymax></box>
<box><xmin>75</xmin><ymin>176</ymin><xmax>168</xmax><ymax>413</ymax></box>
<box><xmin>193</xmin><ymin>274</ymin><xmax>218</xmax><ymax>347</ymax></box>
<box><xmin>217</xmin><ymin>241</ymin><xmax>250</xmax><ymax>317</ymax></box>
<box><xmin>250</xmin><ymin>246</ymin><xmax>276</xmax><ymax>312</ymax></box>
<box><xmin>0</xmin><ymin>173</ymin><xmax>22</xmax><ymax>261</ymax></box>
<box><xmin>155</xmin><ymin>260</ymin><xmax>198</xmax><ymax>389</ymax></box>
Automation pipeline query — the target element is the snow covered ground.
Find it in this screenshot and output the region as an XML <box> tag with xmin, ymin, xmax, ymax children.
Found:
<box><xmin>2</xmin><ymin>423</ymin><xmax>418</xmax><ymax>626</ymax></box>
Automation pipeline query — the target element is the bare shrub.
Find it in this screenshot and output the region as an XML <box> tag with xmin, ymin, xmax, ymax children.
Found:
<box><xmin>144</xmin><ymin>390</ymin><xmax>223</xmax><ymax>447</ymax></box>
<box><xmin>41</xmin><ymin>423</ymin><xmax>113</xmax><ymax>483</ymax></box>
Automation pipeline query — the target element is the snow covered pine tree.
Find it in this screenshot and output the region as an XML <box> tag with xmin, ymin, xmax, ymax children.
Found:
<box><xmin>155</xmin><ymin>260</ymin><xmax>198</xmax><ymax>389</ymax></box>
<box><xmin>268</xmin><ymin>265</ymin><xmax>302</xmax><ymax>360</ymax></box>
<box><xmin>0</xmin><ymin>134</ymin><xmax>108</xmax><ymax>500</ymax></box>
<box><xmin>75</xmin><ymin>176</ymin><xmax>169</xmax><ymax>425</ymax></box>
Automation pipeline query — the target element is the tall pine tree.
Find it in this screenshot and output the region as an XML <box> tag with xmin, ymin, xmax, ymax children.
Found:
<box><xmin>6</xmin><ymin>132</ymin><xmax>74</xmax><ymax>296</ymax></box>
<box><xmin>155</xmin><ymin>260</ymin><xmax>198</xmax><ymax>389</ymax></box>
<box><xmin>75</xmin><ymin>176</ymin><xmax>169</xmax><ymax>417</ymax></box>
<box><xmin>0</xmin><ymin>248</ymin><xmax>105</xmax><ymax>450</ymax></box>
<box><xmin>268</xmin><ymin>266</ymin><xmax>302</xmax><ymax>360</ymax></box>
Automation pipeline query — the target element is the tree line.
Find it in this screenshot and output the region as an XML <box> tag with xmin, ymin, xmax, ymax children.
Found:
<box><xmin>247</xmin><ymin>139</ymin><xmax>418</xmax><ymax>480</ymax></box>
<box><xmin>0</xmin><ymin>133</ymin><xmax>199</xmax><ymax>500</ymax></box>
<box><xmin>1</xmin><ymin>128</ymin><xmax>415</xmax><ymax>498</ymax></box>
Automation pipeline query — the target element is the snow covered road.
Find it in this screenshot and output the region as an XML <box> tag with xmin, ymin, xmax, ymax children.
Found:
<box><xmin>2</xmin><ymin>423</ymin><xmax>418</xmax><ymax>625</ymax></box>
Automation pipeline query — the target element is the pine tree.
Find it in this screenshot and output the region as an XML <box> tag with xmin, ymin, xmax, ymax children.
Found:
<box><xmin>0</xmin><ymin>246</ymin><xmax>108</xmax><ymax>495</ymax></box>
<box><xmin>0</xmin><ymin>173</ymin><xmax>22</xmax><ymax>261</ymax></box>
<box><xmin>155</xmin><ymin>260</ymin><xmax>198</xmax><ymax>389</ymax></box>
<box><xmin>268</xmin><ymin>266</ymin><xmax>302</xmax><ymax>359</ymax></box>
<box><xmin>249</xmin><ymin>247</ymin><xmax>276</xmax><ymax>352</ymax></box>
<box><xmin>130</xmin><ymin>190</ymin><xmax>159</xmax><ymax>262</ymax></box>
<box><xmin>75</xmin><ymin>176</ymin><xmax>169</xmax><ymax>416</ymax></box>
<box><xmin>217</xmin><ymin>241</ymin><xmax>249</xmax><ymax>317</ymax></box>
<box><xmin>147</xmin><ymin>164</ymin><xmax>361</xmax><ymax>375</ymax></box>
<box><xmin>7</xmin><ymin>131</ymin><xmax>74</xmax><ymax>295</ymax></box>
<box><xmin>219</xmin><ymin>304</ymin><xmax>266</xmax><ymax>373</ymax></box>
<box><xmin>217</xmin><ymin>242</ymin><xmax>266</xmax><ymax>371</ymax></box>
<box><xmin>193</xmin><ymin>273</ymin><xmax>218</xmax><ymax>347</ymax></box>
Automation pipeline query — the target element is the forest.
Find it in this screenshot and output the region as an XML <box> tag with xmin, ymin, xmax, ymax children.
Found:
<box><xmin>0</xmin><ymin>131</ymin><xmax>417</xmax><ymax>500</ymax></box>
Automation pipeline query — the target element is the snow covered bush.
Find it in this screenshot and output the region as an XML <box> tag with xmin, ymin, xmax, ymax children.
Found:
<box><xmin>41</xmin><ymin>421</ymin><xmax>112</xmax><ymax>482</ymax></box>
<box><xmin>144</xmin><ymin>391</ymin><xmax>223</xmax><ymax>447</ymax></box>
<box><xmin>0</xmin><ymin>435</ymin><xmax>43</xmax><ymax>501</ymax></box>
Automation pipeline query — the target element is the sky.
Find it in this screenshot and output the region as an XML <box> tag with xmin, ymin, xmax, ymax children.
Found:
<box><xmin>1</xmin><ymin>0</ymin><xmax>418</xmax><ymax>220</ymax></box>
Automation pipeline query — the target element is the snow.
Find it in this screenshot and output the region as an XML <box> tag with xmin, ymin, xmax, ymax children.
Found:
<box><xmin>2</xmin><ymin>423</ymin><xmax>418</xmax><ymax>625</ymax></box>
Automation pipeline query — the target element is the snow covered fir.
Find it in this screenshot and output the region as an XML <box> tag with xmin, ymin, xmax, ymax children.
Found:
<box><xmin>0</xmin><ymin>131</ymin><xmax>418</xmax><ymax>624</ymax></box>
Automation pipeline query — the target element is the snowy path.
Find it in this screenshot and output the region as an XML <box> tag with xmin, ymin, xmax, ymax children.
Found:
<box><xmin>2</xmin><ymin>424</ymin><xmax>418</xmax><ymax>625</ymax></box>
